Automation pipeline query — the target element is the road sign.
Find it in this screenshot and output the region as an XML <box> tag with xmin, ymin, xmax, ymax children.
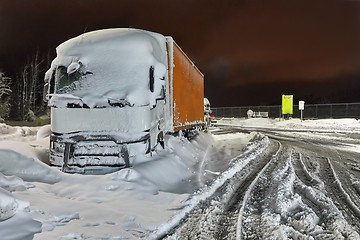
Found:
<box><xmin>299</xmin><ymin>101</ymin><xmax>305</xmax><ymax>110</ymax></box>
<box><xmin>282</xmin><ymin>95</ymin><xmax>293</xmax><ymax>115</ymax></box>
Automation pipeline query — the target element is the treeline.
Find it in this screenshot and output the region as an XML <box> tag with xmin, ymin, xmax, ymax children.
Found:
<box><xmin>1</xmin><ymin>50</ymin><xmax>51</xmax><ymax>121</ymax></box>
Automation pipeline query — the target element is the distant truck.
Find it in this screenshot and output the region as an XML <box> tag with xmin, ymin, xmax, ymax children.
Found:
<box><xmin>44</xmin><ymin>28</ymin><xmax>205</xmax><ymax>174</ymax></box>
<box><xmin>204</xmin><ymin>98</ymin><xmax>212</xmax><ymax>126</ymax></box>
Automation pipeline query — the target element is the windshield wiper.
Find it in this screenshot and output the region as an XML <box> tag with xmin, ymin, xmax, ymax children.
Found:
<box><xmin>107</xmin><ymin>97</ymin><xmax>133</xmax><ymax>107</ymax></box>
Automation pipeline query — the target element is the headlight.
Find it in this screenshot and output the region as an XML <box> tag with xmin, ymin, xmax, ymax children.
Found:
<box><xmin>51</xmin><ymin>140</ymin><xmax>65</xmax><ymax>153</ymax></box>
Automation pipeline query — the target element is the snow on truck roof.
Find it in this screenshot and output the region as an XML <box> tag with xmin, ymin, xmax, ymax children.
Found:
<box><xmin>45</xmin><ymin>28</ymin><xmax>168</xmax><ymax>108</ymax></box>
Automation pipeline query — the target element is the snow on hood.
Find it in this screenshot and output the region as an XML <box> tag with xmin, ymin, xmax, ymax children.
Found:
<box><xmin>45</xmin><ymin>28</ymin><xmax>168</xmax><ymax>108</ymax></box>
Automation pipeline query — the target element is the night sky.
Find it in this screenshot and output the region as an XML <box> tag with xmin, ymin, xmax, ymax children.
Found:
<box><xmin>1</xmin><ymin>0</ymin><xmax>360</xmax><ymax>107</ymax></box>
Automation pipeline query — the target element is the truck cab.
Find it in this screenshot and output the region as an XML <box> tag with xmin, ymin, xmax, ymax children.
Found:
<box><xmin>45</xmin><ymin>28</ymin><xmax>204</xmax><ymax>174</ymax></box>
<box><xmin>45</xmin><ymin>29</ymin><xmax>168</xmax><ymax>174</ymax></box>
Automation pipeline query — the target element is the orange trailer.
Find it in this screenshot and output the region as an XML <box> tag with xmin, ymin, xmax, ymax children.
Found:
<box><xmin>166</xmin><ymin>38</ymin><xmax>205</xmax><ymax>132</ymax></box>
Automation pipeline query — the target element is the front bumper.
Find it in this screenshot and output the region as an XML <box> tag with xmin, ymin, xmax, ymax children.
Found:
<box><xmin>50</xmin><ymin>132</ymin><xmax>150</xmax><ymax>174</ymax></box>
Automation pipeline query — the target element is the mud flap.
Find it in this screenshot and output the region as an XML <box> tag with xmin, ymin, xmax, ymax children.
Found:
<box><xmin>120</xmin><ymin>144</ymin><xmax>130</xmax><ymax>167</ymax></box>
<box><xmin>184</xmin><ymin>128</ymin><xmax>199</xmax><ymax>140</ymax></box>
<box><xmin>158</xmin><ymin>132</ymin><xmax>165</xmax><ymax>149</ymax></box>
<box><xmin>62</xmin><ymin>142</ymin><xmax>73</xmax><ymax>173</ymax></box>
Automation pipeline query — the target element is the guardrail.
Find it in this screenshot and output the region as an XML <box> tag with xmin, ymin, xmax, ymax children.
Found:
<box><xmin>212</xmin><ymin>103</ymin><xmax>360</xmax><ymax>119</ymax></box>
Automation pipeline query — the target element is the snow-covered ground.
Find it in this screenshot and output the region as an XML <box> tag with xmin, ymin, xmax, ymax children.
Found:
<box><xmin>0</xmin><ymin>118</ymin><xmax>360</xmax><ymax>239</ymax></box>
<box><xmin>216</xmin><ymin>117</ymin><xmax>360</xmax><ymax>132</ymax></box>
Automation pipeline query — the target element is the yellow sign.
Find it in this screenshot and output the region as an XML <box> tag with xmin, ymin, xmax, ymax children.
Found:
<box><xmin>282</xmin><ymin>95</ymin><xmax>293</xmax><ymax>115</ymax></box>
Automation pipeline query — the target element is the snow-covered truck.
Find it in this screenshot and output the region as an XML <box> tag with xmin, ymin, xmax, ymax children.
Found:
<box><xmin>44</xmin><ymin>28</ymin><xmax>204</xmax><ymax>174</ymax></box>
<box><xmin>204</xmin><ymin>98</ymin><xmax>212</xmax><ymax>126</ymax></box>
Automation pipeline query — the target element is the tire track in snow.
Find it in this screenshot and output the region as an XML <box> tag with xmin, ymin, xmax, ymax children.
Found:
<box><xmin>158</xmin><ymin>128</ymin><xmax>360</xmax><ymax>239</ymax></box>
<box><xmin>156</xmin><ymin>133</ymin><xmax>279</xmax><ymax>240</ymax></box>
<box><xmin>326</xmin><ymin>157</ymin><xmax>360</xmax><ymax>224</ymax></box>
<box><xmin>291</xmin><ymin>152</ymin><xmax>321</xmax><ymax>188</ymax></box>
<box><xmin>315</xmin><ymin>154</ymin><xmax>360</xmax><ymax>233</ymax></box>
<box><xmin>237</xmin><ymin>139</ymin><xmax>360</xmax><ymax>239</ymax></box>
<box><xmin>236</xmin><ymin>141</ymin><xmax>306</xmax><ymax>240</ymax></box>
<box><xmin>271</xmin><ymin>133</ymin><xmax>360</xmax><ymax>238</ymax></box>
<box><xmin>291</xmin><ymin>152</ymin><xmax>324</xmax><ymax>218</ymax></box>
<box><xmin>328</xmin><ymin>150</ymin><xmax>360</xmax><ymax>211</ymax></box>
<box><xmin>214</xmin><ymin>140</ymin><xmax>281</xmax><ymax>240</ymax></box>
<box><xmin>236</xmin><ymin>140</ymin><xmax>284</xmax><ymax>240</ymax></box>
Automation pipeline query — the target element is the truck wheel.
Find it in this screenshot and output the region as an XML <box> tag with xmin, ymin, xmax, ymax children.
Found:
<box><xmin>157</xmin><ymin>132</ymin><xmax>165</xmax><ymax>149</ymax></box>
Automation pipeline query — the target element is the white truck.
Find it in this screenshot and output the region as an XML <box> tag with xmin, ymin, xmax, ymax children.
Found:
<box><xmin>204</xmin><ymin>98</ymin><xmax>212</xmax><ymax>126</ymax></box>
<box><xmin>44</xmin><ymin>28</ymin><xmax>205</xmax><ymax>174</ymax></box>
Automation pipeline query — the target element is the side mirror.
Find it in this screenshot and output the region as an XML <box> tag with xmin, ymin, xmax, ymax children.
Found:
<box><xmin>43</xmin><ymin>83</ymin><xmax>49</xmax><ymax>102</ymax></box>
<box><xmin>149</xmin><ymin>66</ymin><xmax>154</xmax><ymax>93</ymax></box>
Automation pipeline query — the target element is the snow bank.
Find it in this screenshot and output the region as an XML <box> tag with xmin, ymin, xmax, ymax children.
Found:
<box><xmin>0</xmin><ymin>141</ymin><xmax>61</xmax><ymax>184</ymax></box>
<box><xmin>0</xmin><ymin>122</ymin><xmax>249</xmax><ymax>239</ymax></box>
<box><xmin>0</xmin><ymin>210</ymin><xmax>41</xmax><ymax>240</ymax></box>
<box><xmin>0</xmin><ymin>187</ymin><xmax>18</xmax><ymax>221</ymax></box>
<box><xmin>115</xmin><ymin>132</ymin><xmax>217</xmax><ymax>194</ymax></box>
<box><xmin>0</xmin><ymin>158</ymin><xmax>42</xmax><ymax>239</ymax></box>
<box><xmin>0</xmin><ymin>136</ymin><xmax>53</xmax><ymax>239</ymax></box>
<box><xmin>0</xmin><ymin>123</ymin><xmax>38</xmax><ymax>141</ymax></box>
<box><xmin>275</xmin><ymin>118</ymin><xmax>360</xmax><ymax>131</ymax></box>
<box><xmin>216</xmin><ymin>117</ymin><xmax>360</xmax><ymax>132</ymax></box>
<box><xmin>36</xmin><ymin>124</ymin><xmax>51</xmax><ymax>140</ymax></box>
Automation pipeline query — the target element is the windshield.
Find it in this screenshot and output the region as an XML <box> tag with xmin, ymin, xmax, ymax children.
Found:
<box><xmin>55</xmin><ymin>66</ymin><xmax>80</xmax><ymax>91</ymax></box>
<box><xmin>54</xmin><ymin>65</ymin><xmax>90</xmax><ymax>94</ymax></box>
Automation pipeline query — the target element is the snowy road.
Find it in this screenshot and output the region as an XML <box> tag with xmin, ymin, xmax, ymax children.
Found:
<box><xmin>163</xmin><ymin>127</ymin><xmax>360</xmax><ymax>239</ymax></box>
<box><xmin>1</xmin><ymin>120</ymin><xmax>360</xmax><ymax>239</ymax></box>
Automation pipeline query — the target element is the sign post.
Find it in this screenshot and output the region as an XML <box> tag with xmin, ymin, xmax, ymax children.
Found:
<box><xmin>299</xmin><ymin>100</ymin><xmax>305</xmax><ymax>122</ymax></box>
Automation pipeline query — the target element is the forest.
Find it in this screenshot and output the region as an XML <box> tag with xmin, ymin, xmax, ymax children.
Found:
<box><xmin>0</xmin><ymin>50</ymin><xmax>50</xmax><ymax>123</ymax></box>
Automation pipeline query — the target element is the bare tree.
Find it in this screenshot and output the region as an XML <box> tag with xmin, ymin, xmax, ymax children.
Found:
<box><xmin>11</xmin><ymin>49</ymin><xmax>48</xmax><ymax>121</ymax></box>
<box><xmin>0</xmin><ymin>72</ymin><xmax>12</xmax><ymax>119</ymax></box>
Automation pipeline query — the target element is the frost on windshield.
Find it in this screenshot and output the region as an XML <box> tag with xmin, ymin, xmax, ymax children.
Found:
<box><xmin>45</xmin><ymin>28</ymin><xmax>168</xmax><ymax>108</ymax></box>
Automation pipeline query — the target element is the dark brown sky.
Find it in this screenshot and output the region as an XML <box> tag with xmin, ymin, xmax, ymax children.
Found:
<box><xmin>1</xmin><ymin>0</ymin><xmax>360</xmax><ymax>106</ymax></box>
